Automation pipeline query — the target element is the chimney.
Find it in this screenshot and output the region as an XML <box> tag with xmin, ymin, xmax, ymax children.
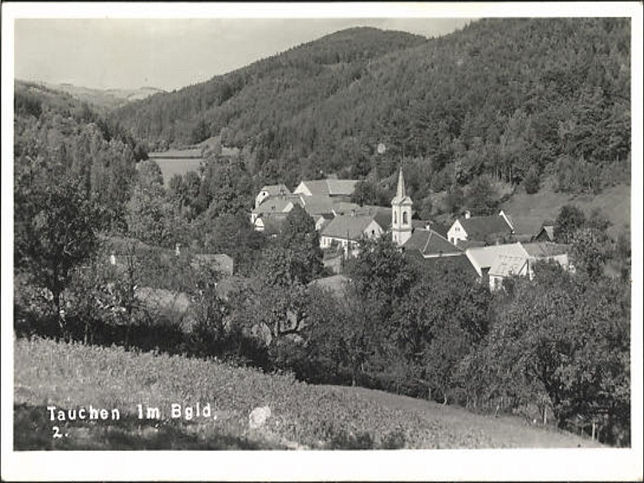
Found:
<box><xmin>109</xmin><ymin>253</ymin><xmax>116</xmax><ymax>265</ymax></box>
<box><xmin>464</xmin><ymin>210</ymin><xmax>471</xmax><ymax>219</ymax></box>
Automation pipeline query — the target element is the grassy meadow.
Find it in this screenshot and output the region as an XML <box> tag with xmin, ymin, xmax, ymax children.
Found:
<box><xmin>150</xmin><ymin>158</ymin><xmax>203</xmax><ymax>186</ymax></box>
<box><xmin>500</xmin><ymin>183</ymin><xmax>630</xmax><ymax>239</ymax></box>
<box><xmin>14</xmin><ymin>337</ymin><xmax>601</xmax><ymax>450</ymax></box>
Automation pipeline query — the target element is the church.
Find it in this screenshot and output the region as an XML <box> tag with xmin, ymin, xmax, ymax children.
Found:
<box><xmin>390</xmin><ymin>167</ymin><xmax>414</xmax><ymax>246</ymax></box>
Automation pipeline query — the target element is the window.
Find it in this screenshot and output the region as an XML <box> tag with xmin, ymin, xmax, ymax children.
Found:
<box><xmin>402</xmin><ymin>211</ymin><xmax>408</xmax><ymax>225</ymax></box>
<box><xmin>394</xmin><ymin>212</ymin><xmax>397</xmax><ymax>224</ymax></box>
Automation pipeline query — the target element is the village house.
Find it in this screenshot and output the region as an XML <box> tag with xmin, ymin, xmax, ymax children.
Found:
<box><xmin>534</xmin><ymin>221</ymin><xmax>556</xmax><ymax>242</ymax></box>
<box><xmin>251</xmin><ymin>196</ymin><xmax>300</xmax><ymax>229</ymax></box>
<box><xmin>401</xmin><ymin>225</ymin><xmax>463</xmax><ymax>259</ymax></box>
<box><xmin>319</xmin><ymin>213</ymin><xmax>385</xmax><ymax>257</ymax></box>
<box><xmin>446</xmin><ymin>211</ymin><xmax>514</xmax><ymax>245</ymax></box>
<box><xmin>254</xmin><ymin>184</ymin><xmax>291</xmax><ymax>209</ymax></box>
<box><xmin>467</xmin><ymin>241</ymin><xmax>571</xmax><ymax>290</ymax></box>
<box><xmin>251</xmin><ymin>179</ymin><xmax>362</xmax><ymax>233</ymax></box>
<box><xmin>465</xmin><ymin>242</ymin><xmax>530</xmax><ymax>278</ymax></box>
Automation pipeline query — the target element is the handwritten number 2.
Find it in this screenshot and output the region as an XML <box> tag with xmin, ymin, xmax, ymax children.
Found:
<box><xmin>52</xmin><ymin>426</ymin><xmax>62</xmax><ymax>438</ymax></box>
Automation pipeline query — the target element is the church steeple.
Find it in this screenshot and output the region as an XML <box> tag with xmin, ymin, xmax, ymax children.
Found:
<box><xmin>391</xmin><ymin>166</ymin><xmax>413</xmax><ymax>246</ymax></box>
<box><xmin>395</xmin><ymin>166</ymin><xmax>406</xmax><ymax>200</ymax></box>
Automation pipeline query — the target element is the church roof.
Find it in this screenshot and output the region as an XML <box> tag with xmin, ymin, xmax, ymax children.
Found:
<box><xmin>403</xmin><ymin>228</ymin><xmax>462</xmax><ymax>257</ymax></box>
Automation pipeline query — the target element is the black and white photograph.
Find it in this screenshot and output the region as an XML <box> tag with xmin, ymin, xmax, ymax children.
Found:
<box><xmin>1</xmin><ymin>2</ymin><xmax>642</xmax><ymax>481</ymax></box>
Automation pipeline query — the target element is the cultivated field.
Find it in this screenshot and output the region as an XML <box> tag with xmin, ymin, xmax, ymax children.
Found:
<box><xmin>14</xmin><ymin>337</ymin><xmax>601</xmax><ymax>450</ymax></box>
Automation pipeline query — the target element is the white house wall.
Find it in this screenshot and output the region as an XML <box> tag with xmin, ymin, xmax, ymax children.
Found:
<box><xmin>447</xmin><ymin>220</ymin><xmax>467</xmax><ymax>244</ymax></box>
<box><xmin>293</xmin><ymin>182</ymin><xmax>311</xmax><ymax>196</ymax></box>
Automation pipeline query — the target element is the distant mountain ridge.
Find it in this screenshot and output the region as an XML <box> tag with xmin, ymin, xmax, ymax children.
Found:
<box><xmin>110</xmin><ymin>19</ymin><xmax>629</xmax><ymax>198</ymax></box>
<box><xmin>24</xmin><ymin>81</ymin><xmax>166</xmax><ymax>111</ymax></box>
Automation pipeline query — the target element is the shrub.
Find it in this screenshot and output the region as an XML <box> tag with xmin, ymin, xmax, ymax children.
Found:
<box><xmin>523</xmin><ymin>166</ymin><xmax>541</xmax><ymax>194</ymax></box>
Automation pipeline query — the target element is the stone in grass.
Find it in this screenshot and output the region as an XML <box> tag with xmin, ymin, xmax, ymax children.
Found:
<box><xmin>248</xmin><ymin>406</ymin><xmax>271</xmax><ymax>429</ymax></box>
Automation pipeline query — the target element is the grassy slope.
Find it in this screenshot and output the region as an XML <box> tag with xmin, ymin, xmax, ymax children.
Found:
<box><xmin>14</xmin><ymin>338</ymin><xmax>600</xmax><ymax>450</ymax></box>
<box><xmin>500</xmin><ymin>184</ymin><xmax>630</xmax><ymax>239</ymax></box>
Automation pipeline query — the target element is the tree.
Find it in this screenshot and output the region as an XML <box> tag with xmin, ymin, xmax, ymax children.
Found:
<box><xmin>15</xmin><ymin>171</ymin><xmax>99</xmax><ymax>335</ymax></box>
<box><xmin>259</xmin><ymin>205</ymin><xmax>323</xmax><ymax>285</ymax></box>
<box><xmin>199</xmin><ymin>212</ymin><xmax>265</xmax><ymax>274</ymax></box>
<box><xmin>554</xmin><ymin>204</ymin><xmax>586</xmax><ymax>243</ymax></box>
<box><xmin>125</xmin><ymin>180</ymin><xmax>174</xmax><ymax>247</ymax></box>
<box><xmin>393</xmin><ymin>269</ymin><xmax>490</xmax><ymax>402</ymax></box>
<box><xmin>137</xmin><ymin>159</ymin><xmax>164</xmax><ymax>187</ymax></box>
<box><xmin>346</xmin><ymin>236</ymin><xmax>415</xmax><ymax>307</ymax></box>
<box><xmin>418</xmin><ymin>196</ymin><xmax>433</xmax><ymax>220</ymax></box>
<box><xmin>350</xmin><ymin>179</ymin><xmax>390</xmax><ymax>207</ymax></box>
<box><xmin>458</xmin><ymin>265</ymin><xmax>630</xmax><ymax>445</ymax></box>
<box><xmin>523</xmin><ymin>165</ymin><xmax>541</xmax><ymax>194</ymax></box>
<box><xmin>569</xmin><ymin>227</ymin><xmax>612</xmax><ymax>280</ymax></box>
<box><xmin>465</xmin><ymin>175</ymin><xmax>499</xmax><ymax>215</ymax></box>
<box><xmin>445</xmin><ymin>185</ymin><xmax>464</xmax><ymax>214</ymax></box>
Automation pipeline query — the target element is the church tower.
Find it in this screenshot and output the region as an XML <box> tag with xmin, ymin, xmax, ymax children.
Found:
<box><xmin>391</xmin><ymin>166</ymin><xmax>413</xmax><ymax>246</ymax></box>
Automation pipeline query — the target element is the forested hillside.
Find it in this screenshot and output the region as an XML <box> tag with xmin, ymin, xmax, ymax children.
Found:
<box><xmin>112</xmin><ymin>19</ymin><xmax>630</xmax><ymax>200</ymax></box>
<box><xmin>14</xmin><ymin>81</ymin><xmax>149</xmax><ymax>232</ymax></box>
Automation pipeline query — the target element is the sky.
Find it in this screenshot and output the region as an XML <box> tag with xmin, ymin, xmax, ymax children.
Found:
<box><xmin>14</xmin><ymin>18</ymin><xmax>471</xmax><ymax>91</ymax></box>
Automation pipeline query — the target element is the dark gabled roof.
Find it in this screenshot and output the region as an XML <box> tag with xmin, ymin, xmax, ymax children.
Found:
<box><xmin>298</xmin><ymin>179</ymin><xmax>359</xmax><ymax>196</ymax></box>
<box><xmin>521</xmin><ymin>242</ymin><xmax>570</xmax><ymax>258</ymax></box>
<box><xmin>416</xmin><ymin>253</ymin><xmax>479</xmax><ymax>278</ymax></box>
<box><xmin>412</xmin><ymin>220</ymin><xmax>450</xmax><ymax>238</ymax></box>
<box><xmin>327</xmin><ymin>179</ymin><xmax>359</xmax><ymax>196</ymax></box>
<box><xmin>455</xmin><ymin>239</ymin><xmax>486</xmax><ymax>250</ymax></box>
<box><xmin>299</xmin><ymin>195</ymin><xmax>336</xmax><ymax>215</ymax></box>
<box><xmin>352</xmin><ymin>205</ymin><xmax>391</xmax><ymax>230</ymax></box>
<box><xmin>252</xmin><ymin>196</ymin><xmax>298</xmax><ymax>215</ymax></box>
<box><xmin>457</xmin><ymin>215</ymin><xmax>513</xmax><ymax>240</ymax></box>
<box><xmin>506</xmin><ymin>215</ymin><xmax>547</xmax><ymax>236</ymax></box>
<box><xmin>402</xmin><ymin>228</ymin><xmax>461</xmax><ymax>257</ymax></box>
<box><xmin>321</xmin><ymin>214</ymin><xmax>378</xmax><ymax>240</ymax></box>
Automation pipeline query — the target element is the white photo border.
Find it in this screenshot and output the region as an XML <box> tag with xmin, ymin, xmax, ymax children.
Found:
<box><xmin>2</xmin><ymin>2</ymin><xmax>642</xmax><ymax>481</ymax></box>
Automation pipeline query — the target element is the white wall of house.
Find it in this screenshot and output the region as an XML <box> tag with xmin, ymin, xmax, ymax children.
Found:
<box><xmin>320</xmin><ymin>220</ymin><xmax>383</xmax><ymax>251</ymax></box>
<box><xmin>447</xmin><ymin>219</ymin><xmax>467</xmax><ymax>244</ymax></box>
<box><xmin>255</xmin><ymin>190</ymin><xmax>271</xmax><ymax>208</ymax></box>
<box><xmin>293</xmin><ymin>182</ymin><xmax>312</xmax><ymax>196</ymax></box>
<box><xmin>253</xmin><ymin>217</ymin><xmax>265</xmax><ymax>232</ymax></box>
